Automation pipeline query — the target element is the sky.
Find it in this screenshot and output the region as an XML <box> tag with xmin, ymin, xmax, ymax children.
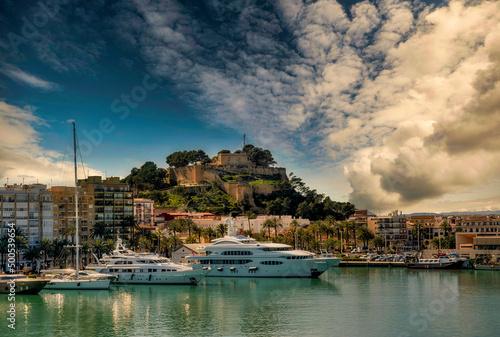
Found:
<box><xmin>0</xmin><ymin>0</ymin><xmax>499</xmax><ymax>214</ymax></box>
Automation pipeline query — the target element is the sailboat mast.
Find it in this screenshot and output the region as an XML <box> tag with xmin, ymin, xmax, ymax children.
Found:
<box><xmin>73</xmin><ymin>122</ymin><xmax>79</xmax><ymax>280</ymax></box>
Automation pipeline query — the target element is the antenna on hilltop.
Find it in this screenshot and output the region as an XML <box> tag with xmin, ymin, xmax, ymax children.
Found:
<box><xmin>243</xmin><ymin>134</ymin><xmax>246</xmax><ymax>147</ymax></box>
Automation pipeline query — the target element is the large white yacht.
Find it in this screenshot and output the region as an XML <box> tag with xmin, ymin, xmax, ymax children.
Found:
<box><xmin>86</xmin><ymin>239</ymin><xmax>211</xmax><ymax>285</ymax></box>
<box><xmin>186</xmin><ymin>219</ymin><xmax>341</xmax><ymax>278</ymax></box>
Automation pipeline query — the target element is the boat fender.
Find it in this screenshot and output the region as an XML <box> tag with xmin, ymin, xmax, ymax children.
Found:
<box><xmin>131</xmin><ymin>273</ymin><xmax>134</xmax><ymax>280</ymax></box>
<box><xmin>149</xmin><ymin>274</ymin><xmax>152</xmax><ymax>281</ymax></box>
<box><xmin>77</xmin><ymin>282</ymin><xmax>80</xmax><ymax>287</ymax></box>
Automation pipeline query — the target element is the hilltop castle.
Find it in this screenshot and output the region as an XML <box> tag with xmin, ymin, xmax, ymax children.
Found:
<box><xmin>166</xmin><ymin>152</ymin><xmax>287</xmax><ymax>206</ymax></box>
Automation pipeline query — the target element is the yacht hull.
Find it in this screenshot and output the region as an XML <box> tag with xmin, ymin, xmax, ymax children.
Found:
<box><xmin>45</xmin><ymin>279</ymin><xmax>111</xmax><ymax>290</ymax></box>
<box><xmin>0</xmin><ymin>279</ymin><xmax>49</xmax><ymax>294</ymax></box>
<box><xmin>192</xmin><ymin>258</ymin><xmax>341</xmax><ymax>278</ymax></box>
<box><xmin>406</xmin><ymin>261</ymin><xmax>464</xmax><ymax>269</ymax></box>
<box><xmin>89</xmin><ymin>269</ymin><xmax>211</xmax><ymax>285</ymax></box>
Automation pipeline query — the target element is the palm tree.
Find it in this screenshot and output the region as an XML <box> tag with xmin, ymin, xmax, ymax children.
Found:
<box><xmin>49</xmin><ymin>239</ymin><xmax>69</xmax><ymax>267</ymax></box>
<box><xmin>216</xmin><ymin>223</ymin><xmax>227</xmax><ymax>238</ymax></box>
<box><xmin>81</xmin><ymin>242</ymin><xmax>91</xmax><ymax>265</ymax></box>
<box><xmin>91</xmin><ymin>221</ymin><xmax>111</xmax><ymax>240</ymax></box>
<box><xmin>269</xmin><ymin>217</ymin><xmax>283</xmax><ymax>239</ymax></box>
<box><xmin>357</xmin><ymin>226</ymin><xmax>374</xmax><ymax>249</ymax></box>
<box><xmin>186</xmin><ymin>236</ymin><xmax>197</xmax><ymax>244</ymax></box>
<box><xmin>39</xmin><ymin>238</ymin><xmax>53</xmax><ymax>269</ymax></box>
<box><xmin>371</xmin><ymin>236</ymin><xmax>385</xmax><ymax>252</ymax></box>
<box><xmin>0</xmin><ymin>236</ymin><xmax>8</xmax><ymax>272</ymax></box>
<box><xmin>151</xmin><ymin>229</ymin><xmax>164</xmax><ymax>254</ymax></box>
<box><xmin>244</xmin><ymin>210</ymin><xmax>256</xmax><ymax>231</ymax></box>
<box><xmin>204</xmin><ymin>227</ymin><xmax>216</xmax><ymax>242</ymax></box>
<box><xmin>412</xmin><ymin>222</ymin><xmax>424</xmax><ymax>250</ymax></box>
<box><xmin>440</xmin><ymin>221</ymin><xmax>452</xmax><ymax>237</ymax></box>
<box><xmin>262</xmin><ymin>219</ymin><xmax>273</xmax><ymax>239</ymax></box>
<box><xmin>63</xmin><ymin>225</ymin><xmax>77</xmax><ymax>267</ymax></box>
<box><xmin>193</xmin><ymin>226</ymin><xmax>204</xmax><ymax>243</ymax></box>
<box><xmin>184</xmin><ymin>219</ymin><xmax>198</xmax><ymax>236</ymax></box>
<box><xmin>290</xmin><ymin>219</ymin><xmax>300</xmax><ymax>249</ymax></box>
<box><xmin>323</xmin><ymin>215</ymin><xmax>335</xmax><ymax>240</ymax></box>
<box><xmin>122</xmin><ymin>215</ymin><xmax>139</xmax><ymax>241</ymax></box>
<box><xmin>23</xmin><ymin>246</ymin><xmax>41</xmax><ymax>270</ymax></box>
<box><xmin>92</xmin><ymin>239</ymin><xmax>105</xmax><ymax>259</ymax></box>
<box><xmin>166</xmin><ymin>219</ymin><xmax>186</xmax><ymax>236</ymax></box>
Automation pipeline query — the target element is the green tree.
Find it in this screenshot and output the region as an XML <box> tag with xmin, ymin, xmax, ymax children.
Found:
<box><xmin>166</xmin><ymin>150</ymin><xmax>211</xmax><ymax>168</ymax></box>
<box><xmin>216</xmin><ymin>223</ymin><xmax>227</xmax><ymax>238</ymax></box>
<box><xmin>122</xmin><ymin>161</ymin><xmax>168</xmax><ymax>192</ymax></box>
<box><xmin>91</xmin><ymin>222</ymin><xmax>112</xmax><ymax>240</ymax></box>
<box><xmin>23</xmin><ymin>246</ymin><xmax>41</xmax><ymax>269</ymax></box>
<box><xmin>186</xmin><ymin>235</ymin><xmax>198</xmax><ymax>244</ymax></box>
<box><xmin>0</xmin><ymin>237</ymin><xmax>8</xmax><ymax>272</ymax></box>
<box><xmin>242</xmin><ymin>144</ymin><xmax>277</xmax><ymax>167</ymax></box>
<box><xmin>203</xmin><ymin>227</ymin><xmax>216</xmax><ymax>242</ymax></box>
<box><xmin>412</xmin><ymin>222</ymin><xmax>424</xmax><ymax>250</ymax></box>
<box><xmin>440</xmin><ymin>221</ymin><xmax>452</xmax><ymax>237</ymax></box>
<box><xmin>371</xmin><ymin>236</ymin><xmax>385</xmax><ymax>252</ymax></box>
<box><xmin>357</xmin><ymin>226</ymin><xmax>375</xmax><ymax>249</ymax></box>
<box><xmin>39</xmin><ymin>238</ymin><xmax>53</xmax><ymax>268</ymax></box>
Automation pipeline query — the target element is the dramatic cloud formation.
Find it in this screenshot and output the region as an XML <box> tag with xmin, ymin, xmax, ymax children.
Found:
<box><xmin>0</xmin><ymin>0</ymin><xmax>498</xmax><ymax>212</ymax></box>
<box><xmin>0</xmin><ymin>101</ymin><xmax>103</xmax><ymax>186</ymax></box>
<box><xmin>110</xmin><ymin>0</ymin><xmax>499</xmax><ymax>210</ymax></box>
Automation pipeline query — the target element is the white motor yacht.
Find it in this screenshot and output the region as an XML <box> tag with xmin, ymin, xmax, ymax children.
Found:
<box><xmin>86</xmin><ymin>239</ymin><xmax>211</xmax><ymax>285</ymax></box>
<box><xmin>186</xmin><ymin>235</ymin><xmax>341</xmax><ymax>278</ymax></box>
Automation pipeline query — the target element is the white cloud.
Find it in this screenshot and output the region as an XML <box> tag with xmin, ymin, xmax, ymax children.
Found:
<box><xmin>0</xmin><ymin>101</ymin><xmax>103</xmax><ymax>187</ymax></box>
<box><xmin>0</xmin><ymin>65</ymin><xmax>62</xmax><ymax>91</ymax></box>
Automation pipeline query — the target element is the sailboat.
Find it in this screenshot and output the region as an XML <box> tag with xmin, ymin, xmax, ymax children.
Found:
<box><xmin>45</xmin><ymin>122</ymin><xmax>111</xmax><ymax>290</ymax></box>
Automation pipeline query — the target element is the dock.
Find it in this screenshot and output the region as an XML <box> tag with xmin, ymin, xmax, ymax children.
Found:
<box><xmin>339</xmin><ymin>261</ymin><xmax>406</xmax><ymax>268</ymax></box>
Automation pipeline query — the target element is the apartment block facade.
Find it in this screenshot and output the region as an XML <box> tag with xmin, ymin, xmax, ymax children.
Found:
<box><xmin>78</xmin><ymin>176</ymin><xmax>134</xmax><ymax>238</ymax></box>
<box><xmin>0</xmin><ymin>184</ymin><xmax>53</xmax><ymax>246</ymax></box>
<box><xmin>134</xmin><ymin>198</ymin><xmax>155</xmax><ymax>227</ymax></box>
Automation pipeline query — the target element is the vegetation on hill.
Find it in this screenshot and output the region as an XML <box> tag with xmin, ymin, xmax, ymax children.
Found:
<box><xmin>242</xmin><ymin>144</ymin><xmax>276</xmax><ymax>167</ymax></box>
<box><xmin>166</xmin><ymin>150</ymin><xmax>211</xmax><ymax>168</ymax></box>
<box><xmin>122</xmin><ymin>161</ymin><xmax>168</xmax><ymax>191</ymax></box>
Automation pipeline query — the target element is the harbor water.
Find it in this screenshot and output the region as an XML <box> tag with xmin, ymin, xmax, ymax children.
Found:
<box><xmin>2</xmin><ymin>268</ymin><xmax>500</xmax><ymax>336</ymax></box>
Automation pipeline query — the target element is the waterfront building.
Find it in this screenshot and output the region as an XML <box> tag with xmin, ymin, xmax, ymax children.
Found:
<box><xmin>134</xmin><ymin>198</ymin><xmax>155</xmax><ymax>227</ymax></box>
<box><xmin>171</xmin><ymin>243</ymin><xmax>212</xmax><ymax>263</ymax></box>
<box><xmin>51</xmin><ymin>186</ymin><xmax>94</xmax><ymax>242</ymax></box>
<box><xmin>368</xmin><ymin>210</ymin><xmax>408</xmax><ymax>250</ymax></box>
<box><xmin>67</xmin><ymin>176</ymin><xmax>134</xmax><ymax>239</ymax></box>
<box><xmin>0</xmin><ymin>183</ymin><xmax>53</xmax><ymax>246</ymax></box>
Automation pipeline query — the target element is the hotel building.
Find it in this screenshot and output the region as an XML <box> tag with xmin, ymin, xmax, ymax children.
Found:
<box><xmin>0</xmin><ymin>184</ymin><xmax>54</xmax><ymax>246</ymax></box>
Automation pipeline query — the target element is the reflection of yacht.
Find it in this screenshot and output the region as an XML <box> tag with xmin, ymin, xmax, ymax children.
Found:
<box><xmin>0</xmin><ymin>274</ymin><xmax>49</xmax><ymax>294</ymax></box>
<box><xmin>186</xmin><ymin>235</ymin><xmax>341</xmax><ymax>278</ymax></box>
<box><xmin>86</xmin><ymin>239</ymin><xmax>210</xmax><ymax>285</ymax></box>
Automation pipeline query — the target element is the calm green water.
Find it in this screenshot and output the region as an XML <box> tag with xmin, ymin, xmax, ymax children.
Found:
<box><xmin>2</xmin><ymin>268</ymin><xmax>500</xmax><ymax>336</ymax></box>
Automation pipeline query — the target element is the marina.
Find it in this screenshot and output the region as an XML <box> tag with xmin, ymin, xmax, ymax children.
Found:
<box><xmin>2</xmin><ymin>268</ymin><xmax>500</xmax><ymax>336</ymax></box>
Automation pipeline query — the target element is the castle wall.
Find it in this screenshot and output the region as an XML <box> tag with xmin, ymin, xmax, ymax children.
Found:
<box><xmin>252</xmin><ymin>184</ymin><xmax>276</xmax><ymax>195</ymax></box>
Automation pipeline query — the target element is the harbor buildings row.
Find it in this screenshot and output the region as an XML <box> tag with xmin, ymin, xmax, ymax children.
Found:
<box><xmin>349</xmin><ymin>210</ymin><xmax>500</xmax><ymax>251</ymax></box>
<box><xmin>0</xmin><ymin>177</ymin><xmax>153</xmax><ymax>247</ymax></box>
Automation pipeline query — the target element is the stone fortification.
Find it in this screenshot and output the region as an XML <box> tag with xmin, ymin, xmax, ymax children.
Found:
<box><xmin>166</xmin><ymin>152</ymin><xmax>287</xmax><ymax>205</ymax></box>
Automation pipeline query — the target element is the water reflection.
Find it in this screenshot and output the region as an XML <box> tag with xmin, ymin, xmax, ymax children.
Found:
<box><xmin>1</xmin><ymin>269</ymin><xmax>500</xmax><ymax>336</ymax></box>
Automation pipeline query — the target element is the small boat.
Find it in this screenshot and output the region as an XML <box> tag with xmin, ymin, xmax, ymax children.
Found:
<box><xmin>406</xmin><ymin>254</ymin><xmax>464</xmax><ymax>269</ymax></box>
<box><xmin>474</xmin><ymin>255</ymin><xmax>500</xmax><ymax>271</ymax></box>
<box><xmin>0</xmin><ymin>274</ymin><xmax>49</xmax><ymax>295</ymax></box>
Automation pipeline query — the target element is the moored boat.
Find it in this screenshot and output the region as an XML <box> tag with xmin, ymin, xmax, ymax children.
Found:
<box><xmin>186</xmin><ymin>218</ymin><xmax>341</xmax><ymax>278</ymax></box>
<box><xmin>0</xmin><ymin>274</ymin><xmax>49</xmax><ymax>295</ymax></box>
<box><xmin>406</xmin><ymin>255</ymin><xmax>464</xmax><ymax>269</ymax></box>
<box><xmin>86</xmin><ymin>238</ymin><xmax>211</xmax><ymax>285</ymax></box>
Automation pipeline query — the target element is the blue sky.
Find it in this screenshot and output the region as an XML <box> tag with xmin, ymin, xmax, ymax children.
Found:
<box><xmin>1</xmin><ymin>0</ymin><xmax>500</xmax><ymax>213</ymax></box>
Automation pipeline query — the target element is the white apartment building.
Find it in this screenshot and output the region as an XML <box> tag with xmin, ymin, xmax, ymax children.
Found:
<box><xmin>0</xmin><ymin>183</ymin><xmax>54</xmax><ymax>246</ymax></box>
<box><xmin>134</xmin><ymin>198</ymin><xmax>155</xmax><ymax>227</ymax></box>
